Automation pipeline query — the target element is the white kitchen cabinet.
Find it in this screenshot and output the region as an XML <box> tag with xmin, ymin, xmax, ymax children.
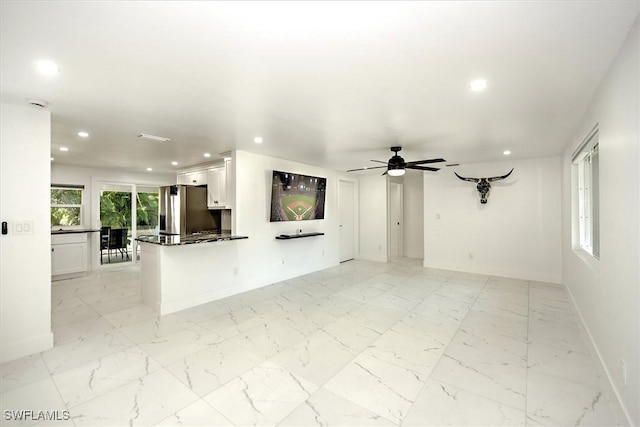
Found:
<box><xmin>207</xmin><ymin>166</ymin><xmax>226</xmax><ymax>208</ymax></box>
<box><xmin>177</xmin><ymin>159</ymin><xmax>232</xmax><ymax>208</ymax></box>
<box><xmin>177</xmin><ymin>170</ymin><xmax>208</xmax><ymax>186</ymax></box>
<box><xmin>51</xmin><ymin>233</ymin><xmax>88</xmax><ymax>277</ymax></box>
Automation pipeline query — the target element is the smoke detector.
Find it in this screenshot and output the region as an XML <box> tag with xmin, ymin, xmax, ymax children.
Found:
<box><xmin>26</xmin><ymin>99</ymin><xmax>49</xmax><ymax>108</ymax></box>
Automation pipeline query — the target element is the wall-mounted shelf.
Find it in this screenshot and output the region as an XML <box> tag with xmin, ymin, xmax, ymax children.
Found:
<box><xmin>275</xmin><ymin>232</ymin><xmax>325</xmax><ymax>240</ymax></box>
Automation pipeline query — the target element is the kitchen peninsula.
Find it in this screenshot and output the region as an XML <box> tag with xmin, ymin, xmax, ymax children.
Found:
<box><xmin>137</xmin><ymin>232</ymin><xmax>248</xmax><ymax>315</ymax></box>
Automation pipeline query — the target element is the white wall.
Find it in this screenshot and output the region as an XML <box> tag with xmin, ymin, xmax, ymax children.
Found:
<box><xmin>403</xmin><ymin>171</ymin><xmax>424</xmax><ymax>259</ymax></box>
<box><xmin>561</xmin><ymin>17</ymin><xmax>639</xmax><ymax>426</ymax></box>
<box><xmin>0</xmin><ymin>103</ymin><xmax>54</xmax><ymax>363</ymax></box>
<box><xmin>232</xmin><ymin>150</ymin><xmax>346</xmax><ymax>287</ymax></box>
<box><xmin>424</xmin><ymin>157</ymin><xmax>562</xmax><ymax>283</ymax></box>
<box><xmin>357</xmin><ymin>174</ymin><xmax>388</xmax><ymax>262</ymax></box>
<box><xmin>51</xmin><ymin>164</ymin><xmax>174</xmax><ymax>269</ymax></box>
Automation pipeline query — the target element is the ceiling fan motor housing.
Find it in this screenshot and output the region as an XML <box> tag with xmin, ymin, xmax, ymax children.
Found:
<box><xmin>388</xmin><ymin>146</ymin><xmax>406</xmax><ymax>170</ymax></box>
<box><xmin>388</xmin><ymin>154</ymin><xmax>406</xmax><ymax>169</ymax></box>
<box><xmin>387</xmin><ymin>152</ymin><xmax>406</xmax><ymax>176</ymax></box>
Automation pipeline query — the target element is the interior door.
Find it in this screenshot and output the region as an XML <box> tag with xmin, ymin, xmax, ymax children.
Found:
<box><xmin>388</xmin><ymin>181</ymin><xmax>403</xmax><ymax>259</ymax></box>
<box><xmin>339</xmin><ymin>180</ymin><xmax>355</xmax><ymax>262</ymax></box>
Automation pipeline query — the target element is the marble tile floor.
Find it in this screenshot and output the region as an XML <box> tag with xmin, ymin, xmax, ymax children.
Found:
<box><xmin>0</xmin><ymin>259</ymin><xmax>620</xmax><ymax>426</ymax></box>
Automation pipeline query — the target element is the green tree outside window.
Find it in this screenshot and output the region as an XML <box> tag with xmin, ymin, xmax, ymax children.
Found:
<box><xmin>51</xmin><ymin>188</ymin><xmax>83</xmax><ymax>226</ymax></box>
<box><xmin>100</xmin><ymin>190</ymin><xmax>158</xmax><ymax>231</ymax></box>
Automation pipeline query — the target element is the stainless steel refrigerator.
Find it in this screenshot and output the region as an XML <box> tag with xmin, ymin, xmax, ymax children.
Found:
<box><xmin>159</xmin><ymin>185</ymin><xmax>220</xmax><ymax>235</ymax></box>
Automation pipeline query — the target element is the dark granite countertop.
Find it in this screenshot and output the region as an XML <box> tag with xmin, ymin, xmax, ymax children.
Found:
<box><xmin>51</xmin><ymin>229</ymin><xmax>100</xmax><ymax>234</ymax></box>
<box><xmin>136</xmin><ymin>232</ymin><xmax>248</xmax><ymax>246</ymax></box>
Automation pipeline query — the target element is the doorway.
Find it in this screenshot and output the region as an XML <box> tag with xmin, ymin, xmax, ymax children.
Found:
<box><xmin>339</xmin><ymin>180</ymin><xmax>355</xmax><ymax>262</ymax></box>
<box><xmin>388</xmin><ymin>181</ymin><xmax>404</xmax><ymax>259</ymax></box>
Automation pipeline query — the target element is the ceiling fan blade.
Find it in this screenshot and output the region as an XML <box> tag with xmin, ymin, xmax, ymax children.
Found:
<box><xmin>382</xmin><ymin>170</ymin><xmax>388</xmax><ymax>176</ymax></box>
<box><xmin>406</xmin><ymin>158</ymin><xmax>446</xmax><ymax>166</ymax></box>
<box><xmin>407</xmin><ymin>165</ymin><xmax>440</xmax><ymax>172</ymax></box>
<box><xmin>346</xmin><ymin>166</ymin><xmax>388</xmax><ymax>172</ymax></box>
<box><xmin>370</xmin><ymin>160</ymin><xmax>387</xmax><ymax>164</ymax></box>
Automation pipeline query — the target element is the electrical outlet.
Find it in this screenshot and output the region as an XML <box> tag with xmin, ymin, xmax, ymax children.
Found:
<box><xmin>469</xmin><ymin>253</ymin><xmax>474</xmax><ymax>260</ymax></box>
<box><xmin>621</xmin><ymin>359</ymin><xmax>627</xmax><ymax>386</ymax></box>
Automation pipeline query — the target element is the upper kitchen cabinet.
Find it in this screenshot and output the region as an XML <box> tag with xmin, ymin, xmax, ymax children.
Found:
<box><xmin>176</xmin><ymin>159</ymin><xmax>232</xmax><ymax>209</ymax></box>
<box><xmin>208</xmin><ymin>163</ymin><xmax>227</xmax><ymax>209</ymax></box>
<box><xmin>177</xmin><ymin>169</ymin><xmax>208</xmax><ymax>186</ymax></box>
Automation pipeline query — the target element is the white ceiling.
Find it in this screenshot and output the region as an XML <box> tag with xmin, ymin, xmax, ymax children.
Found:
<box><xmin>1</xmin><ymin>1</ymin><xmax>638</xmax><ymax>174</ymax></box>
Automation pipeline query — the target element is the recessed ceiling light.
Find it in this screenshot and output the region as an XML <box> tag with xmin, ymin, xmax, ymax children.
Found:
<box><xmin>146</xmin><ymin>167</ymin><xmax>153</xmax><ymax>172</ymax></box>
<box><xmin>59</xmin><ymin>147</ymin><xmax>69</xmax><ymax>152</ymax></box>
<box><xmin>171</xmin><ymin>161</ymin><xmax>178</xmax><ymax>166</ymax></box>
<box><xmin>203</xmin><ymin>153</ymin><xmax>211</xmax><ymax>158</ymax></box>
<box><xmin>254</xmin><ymin>137</ymin><xmax>263</xmax><ymax>144</ymax></box>
<box><xmin>503</xmin><ymin>150</ymin><xmax>511</xmax><ymax>155</ymax></box>
<box><xmin>78</xmin><ymin>131</ymin><xmax>89</xmax><ymax>138</ymax></box>
<box><xmin>138</xmin><ymin>133</ymin><xmax>171</xmax><ymax>142</ymax></box>
<box><xmin>469</xmin><ymin>79</ymin><xmax>487</xmax><ymax>92</ymax></box>
<box><xmin>35</xmin><ymin>60</ymin><xmax>59</xmax><ymax>76</ymax></box>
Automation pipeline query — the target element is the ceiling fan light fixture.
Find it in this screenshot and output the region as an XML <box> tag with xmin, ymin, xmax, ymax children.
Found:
<box><xmin>388</xmin><ymin>167</ymin><xmax>405</xmax><ymax>177</ymax></box>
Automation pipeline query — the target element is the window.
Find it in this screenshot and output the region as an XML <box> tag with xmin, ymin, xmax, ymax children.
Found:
<box><xmin>572</xmin><ymin>127</ymin><xmax>599</xmax><ymax>258</ymax></box>
<box><xmin>51</xmin><ymin>185</ymin><xmax>84</xmax><ymax>227</ymax></box>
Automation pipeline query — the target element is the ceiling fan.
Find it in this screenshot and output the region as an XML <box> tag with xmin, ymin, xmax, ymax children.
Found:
<box><xmin>347</xmin><ymin>146</ymin><xmax>446</xmax><ymax>176</ymax></box>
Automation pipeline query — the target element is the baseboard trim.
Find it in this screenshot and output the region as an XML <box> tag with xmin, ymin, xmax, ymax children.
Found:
<box><xmin>563</xmin><ymin>284</ymin><xmax>633</xmax><ymax>426</ymax></box>
<box><xmin>1</xmin><ymin>332</ymin><xmax>54</xmax><ymax>364</ymax></box>
<box><xmin>422</xmin><ymin>260</ymin><xmax>561</xmax><ymax>284</ymax></box>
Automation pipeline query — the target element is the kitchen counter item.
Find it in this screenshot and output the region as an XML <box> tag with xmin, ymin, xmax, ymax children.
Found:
<box><xmin>136</xmin><ymin>232</ymin><xmax>247</xmax><ymax>246</ymax></box>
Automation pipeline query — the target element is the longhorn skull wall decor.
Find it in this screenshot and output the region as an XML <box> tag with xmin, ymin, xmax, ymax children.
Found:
<box><xmin>454</xmin><ymin>168</ymin><xmax>514</xmax><ymax>204</ymax></box>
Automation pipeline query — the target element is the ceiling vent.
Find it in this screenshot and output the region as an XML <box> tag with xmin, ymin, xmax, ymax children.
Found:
<box><xmin>27</xmin><ymin>99</ymin><xmax>49</xmax><ymax>108</ymax></box>
<box><xmin>138</xmin><ymin>133</ymin><xmax>171</xmax><ymax>142</ymax></box>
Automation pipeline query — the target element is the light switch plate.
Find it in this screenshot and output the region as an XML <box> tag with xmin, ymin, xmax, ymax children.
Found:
<box><xmin>13</xmin><ymin>221</ymin><xmax>34</xmax><ymax>235</ymax></box>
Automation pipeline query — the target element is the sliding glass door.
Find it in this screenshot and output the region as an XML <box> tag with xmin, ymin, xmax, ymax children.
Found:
<box><xmin>135</xmin><ymin>186</ymin><xmax>159</xmax><ymax>260</ymax></box>
<box><xmin>99</xmin><ymin>184</ymin><xmax>133</xmax><ymax>264</ymax></box>
<box><xmin>99</xmin><ymin>183</ymin><xmax>159</xmax><ymax>264</ymax></box>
